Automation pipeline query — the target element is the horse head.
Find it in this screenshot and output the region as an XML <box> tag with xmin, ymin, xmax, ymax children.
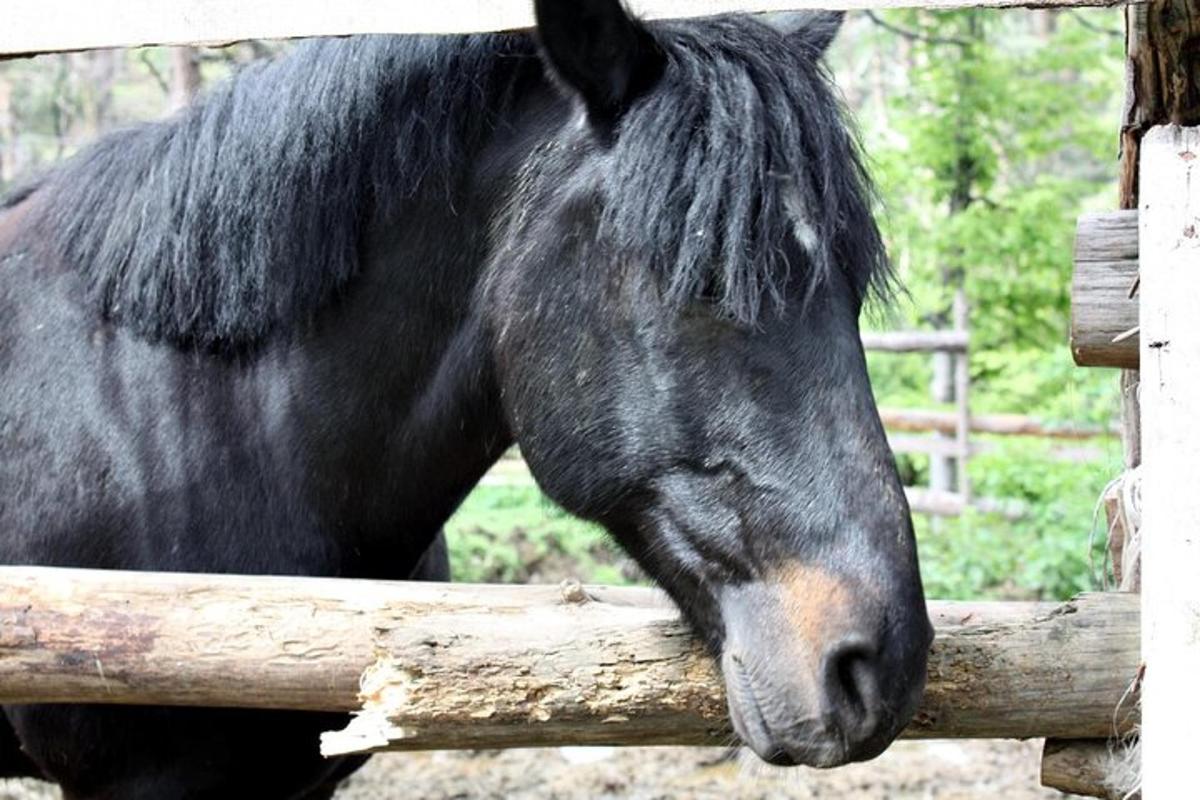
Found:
<box><xmin>485</xmin><ymin>0</ymin><xmax>932</xmax><ymax>768</ymax></box>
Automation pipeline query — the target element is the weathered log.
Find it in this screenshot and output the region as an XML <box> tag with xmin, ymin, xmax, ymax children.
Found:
<box><xmin>0</xmin><ymin>567</ymin><xmax>1139</xmax><ymax>755</ymax></box>
<box><xmin>0</xmin><ymin>0</ymin><xmax>1130</xmax><ymax>58</ymax></box>
<box><xmin>860</xmin><ymin>330</ymin><xmax>968</xmax><ymax>354</ymax></box>
<box><xmin>1041</xmin><ymin>739</ymin><xmax>1137</xmax><ymax>800</ymax></box>
<box><xmin>879</xmin><ymin>407</ymin><xmax>1118</xmax><ymax>440</ymax></box>
<box><xmin>1071</xmin><ymin>210</ymin><xmax>1139</xmax><ymax>369</ymax></box>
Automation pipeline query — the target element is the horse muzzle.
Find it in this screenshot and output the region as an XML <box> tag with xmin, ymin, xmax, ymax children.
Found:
<box><xmin>716</xmin><ymin>565</ymin><xmax>932</xmax><ymax>767</ymax></box>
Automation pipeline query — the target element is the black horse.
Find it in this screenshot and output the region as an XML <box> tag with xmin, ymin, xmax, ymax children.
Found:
<box><xmin>0</xmin><ymin>2</ymin><xmax>932</xmax><ymax>797</ymax></box>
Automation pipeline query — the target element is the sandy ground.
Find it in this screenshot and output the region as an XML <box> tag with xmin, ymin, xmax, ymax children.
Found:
<box><xmin>3</xmin><ymin>740</ymin><xmax>1067</xmax><ymax>799</ymax></box>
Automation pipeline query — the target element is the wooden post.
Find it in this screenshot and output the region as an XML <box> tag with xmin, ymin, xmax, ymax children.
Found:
<box><xmin>1138</xmin><ymin>124</ymin><xmax>1200</xmax><ymax>798</ymax></box>
<box><xmin>953</xmin><ymin>290</ymin><xmax>971</xmax><ymax>503</ymax></box>
<box><xmin>168</xmin><ymin>46</ymin><xmax>202</xmax><ymax>113</ymax></box>
<box><xmin>1046</xmin><ymin>1</ymin><xmax>1200</xmax><ymax>791</ymax></box>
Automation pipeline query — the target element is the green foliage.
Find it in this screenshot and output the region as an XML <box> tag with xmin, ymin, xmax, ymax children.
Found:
<box><xmin>444</xmin><ymin>485</ymin><xmax>630</xmax><ymax>585</ymax></box>
<box><xmin>915</xmin><ymin>438</ymin><xmax>1121</xmax><ymax>600</ymax></box>
<box><xmin>860</xmin><ymin>9</ymin><xmax>1124</xmax><ymax>414</ymax></box>
<box><xmin>850</xmin><ymin>10</ymin><xmax>1126</xmax><ymax>601</ymax></box>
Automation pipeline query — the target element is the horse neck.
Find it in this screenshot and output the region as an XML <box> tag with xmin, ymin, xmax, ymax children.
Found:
<box><xmin>281</xmin><ymin>92</ymin><xmax>580</xmax><ymax>557</ymax></box>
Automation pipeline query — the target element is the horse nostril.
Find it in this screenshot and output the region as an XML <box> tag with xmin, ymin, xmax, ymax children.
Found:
<box><xmin>763</xmin><ymin>749</ymin><xmax>800</xmax><ymax>767</ymax></box>
<box><xmin>822</xmin><ymin>637</ymin><xmax>881</xmax><ymax>734</ymax></box>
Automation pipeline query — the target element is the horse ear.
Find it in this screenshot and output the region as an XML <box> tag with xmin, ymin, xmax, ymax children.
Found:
<box><xmin>763</xmin><ymin>10</ymin><xmax>845</xmax><ymax>58</ymax></box>
<box><xmin>533</xmin><ymin>0</ymin><xmax>666</xmax><ymax>125</ymax></box>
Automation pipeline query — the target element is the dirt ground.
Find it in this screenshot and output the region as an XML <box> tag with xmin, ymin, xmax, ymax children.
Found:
<box><xmin>3</xmin><ymin>740</ymin><xmax>1067</xmax><ymax>799</ymax></box>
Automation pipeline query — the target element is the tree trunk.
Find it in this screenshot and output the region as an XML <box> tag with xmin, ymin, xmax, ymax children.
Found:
<box><xmin>168</xmin><ymin>46</ymin><xmax>201</xmax><ymax>112</ymax></box>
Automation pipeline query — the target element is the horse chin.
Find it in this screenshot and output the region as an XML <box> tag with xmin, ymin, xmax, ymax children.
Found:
<box><xmin>722</xmin><ymin>649</ymin><xmax>856</xmax><ymax>769</ymax></box>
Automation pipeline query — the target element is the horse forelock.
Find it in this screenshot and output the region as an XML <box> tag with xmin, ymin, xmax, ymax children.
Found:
<box><xmin>535</xmin><ymin>15</ymin><xmax>893</xmax><ymax>325</ymax></box>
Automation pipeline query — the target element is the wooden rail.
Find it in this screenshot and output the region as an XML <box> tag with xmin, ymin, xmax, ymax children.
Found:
<box><xmin>880</xmin><ymin>407</ymin><xmax>1117</xmax><ymax>440</ymax></box>
<box><xmin>0</xmin><ymin>567</ymin><xmax>1140</xmax><ymax>755</ymax></box>
<box><xmin>904</xmin><ymin>488</ymin><xmax>1026</xmax><ymax>519</ymax></box>
<box><xmin>861</xmin><ymin>330</ymin><xmax>969</xmax><ymax>354</ymax></box>
<box><xmin>1</xmin><ymin>0</ymin><xmax>1129</xmax><ymax>57</ymax></box>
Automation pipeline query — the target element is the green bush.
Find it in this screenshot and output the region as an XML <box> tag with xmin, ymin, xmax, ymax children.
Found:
<box><xmin>444</xmin><ymin>485</ymin><xmax>628</xmax><ymax>585</ymax></box>
<box><xmin>913</xmin><ymin>438</ymin><xmax>1121</xmax><ymax>600</ymax></box>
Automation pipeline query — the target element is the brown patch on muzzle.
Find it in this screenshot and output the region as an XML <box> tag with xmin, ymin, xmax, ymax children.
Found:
<box><xmin>771</xmin><ymin>563</ymin><xmax>859</xmax><ymax>649</ymax></box>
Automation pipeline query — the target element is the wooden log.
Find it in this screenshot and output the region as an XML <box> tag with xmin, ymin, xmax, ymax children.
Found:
<box><xmin>879</xmin><ymin>407</ymin><xmax>1118</xmax><ymax>440</ymax></box>
<box><xmin>861</xmin><ymin>330</ymin><xmax>969</xmax><ymax>353</ymax></box>
<box><xmin>1071</xmin><ymin>210</ymin><xmax>1139</xmax><ymax>368</ymax></box>
<box><xmin>1041</xmin><ymin>739</ymin><xmax>1134</xmax><ymax>800</ymax></box>
<box><xmin>1138</xmin><ymin>124</ymin><xmax>1200</xmax><ymax>798</ymax></box>
<box><xmin>0</xmin><ymin>567</ymin><xmax>1139</xmax><ymax>754</ymax></box>
<box><xmin>0</xmin><ymin>0</ymin><xmax>1130</xmax><ymax>58</ymax></box>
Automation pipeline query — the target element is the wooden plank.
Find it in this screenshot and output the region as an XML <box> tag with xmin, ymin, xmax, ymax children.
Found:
<box><xmin>904</xmin><ymin>488</ymin><xmax>1026</xmax><ymax>519</ymax></box>
<box><xmin>888</xmin><ymin>434</ymin><xmax>976</xmax><ymax>457</ymax></box>
<box><xmin>861</xmin><ymin>330</ymin><xmax>969</xmax><ymax>354</ymax></box>
<box><xmin>1138</xmin><ymin>124</ymin><xmax>1200</xmax><ymax>799</ymax></box>
<box><xmin>0</xmin><ymin>0</ymin><xmax>1128</xmax><ymax>57</ymax></box>
<box><xmin>1071</xmin><ymin>210</ymin><xmax>1140</xmax><ymax>368</ymax></box>
<box><xmin>0</xmin><ymin>567</ymin><xmax>1139</xmax><ymax>752</ymax></box>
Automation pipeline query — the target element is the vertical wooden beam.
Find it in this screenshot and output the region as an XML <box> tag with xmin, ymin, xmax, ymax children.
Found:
<box><xmin>168</xmin><ymin>47</ymin><xmax>202</xmax><ymax>113</ymax></box>
<box><xmin>1138</xmin><ymin>124</ymin><xmax>1200</xmax><ymax>798</ymax></box>
<box><xmin>1119</xmin><ymin>0</ymin><xmax>1200</xmax><ymax>208</ymax></box>
<box><xmin>1117</xmin><ymin>0</ymin><xmax>1199</xmax><ymax>470</ymax></box>
<box><xmin>953</xmin><ymin>290</ymin><xmax>972</xmax><ymax>503</ymax></box>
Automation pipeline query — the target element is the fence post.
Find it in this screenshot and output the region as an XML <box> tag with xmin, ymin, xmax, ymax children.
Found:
<box><xmin>953</xmin><ymin>290</ymin><xmax>971</xmax><ymax>504</ymax></box>
<box><xmin>1138</xmin><ymin>124</ymin><xmax>1200</xmax><ymax>797</ymax></box>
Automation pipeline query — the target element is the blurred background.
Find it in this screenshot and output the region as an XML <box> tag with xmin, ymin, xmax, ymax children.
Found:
<box><xmin>0</xmin><ymin>8</ymin><xmax>1125</xmax><ymax>797</ymax></box>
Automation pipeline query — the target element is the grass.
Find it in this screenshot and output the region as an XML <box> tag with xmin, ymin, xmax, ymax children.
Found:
<box><xmin>443</xmin><ymin>484</ymin><xmax>631</xmax><ymax>585</ymax></box>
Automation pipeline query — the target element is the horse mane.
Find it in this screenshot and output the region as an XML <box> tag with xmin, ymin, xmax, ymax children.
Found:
<box><xmin>8</xmin><ymin>34</ymin><xmax>537</xmax><ymax>350</ymax></box>
<box><xmin>7</xmin><ymin>15</ymin><xmax>887</xmax><ymax>349</ymax></box>
<box><xmin>595</xmin><ymin>16</ymin><xmax>891</xmax><ymax>323</ymax></box>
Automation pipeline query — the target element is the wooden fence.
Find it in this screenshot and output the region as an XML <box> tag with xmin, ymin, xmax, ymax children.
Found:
<box><xmin>0</xmin><ymin>567</ymin><xmax>1139</xmax><ymax>755</ymax></box>
<box><xmin>2</xmin><ymin>2</ymin><xmax>1196</xmax><ymax>798</ymax></box>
